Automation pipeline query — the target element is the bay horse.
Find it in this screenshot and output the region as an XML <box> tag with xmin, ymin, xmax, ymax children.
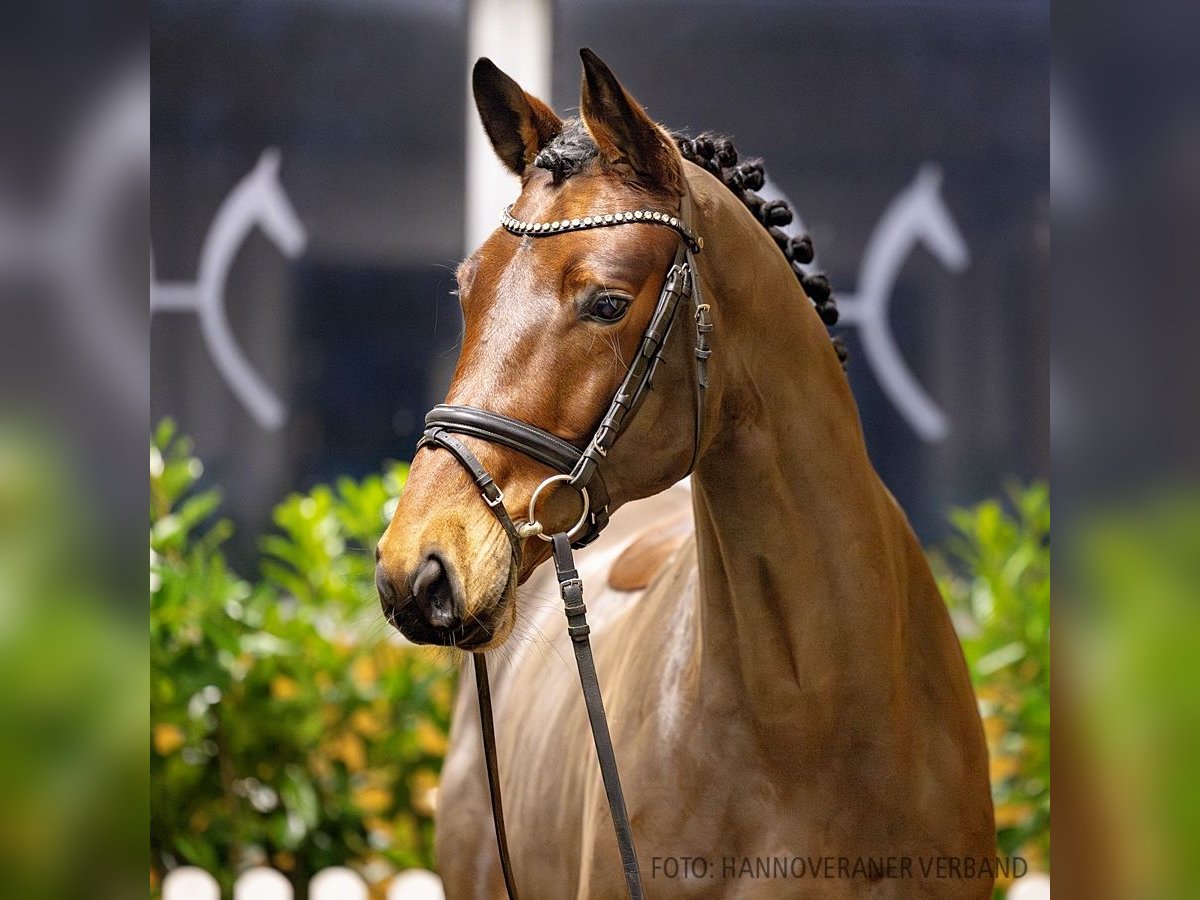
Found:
<box><xmin>376</xmin><ymin>49</ymin><xmax>994</xmax><ymax>898</ymax></box>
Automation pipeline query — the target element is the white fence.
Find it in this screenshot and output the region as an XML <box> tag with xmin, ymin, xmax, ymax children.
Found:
<box><xmin>1008</xmin><ymin>873</ymin><xmax>1051</xmax><ymax>900</ymax></box>
<box><xmin>165</xmin><ymin>864</ymin><xmax>1046</xmax><ymax>899</ymax></box>
<box><xmin>162</xmin><ymin>866</ymin><xmax>444</xmax><ymax>900</ymax></box>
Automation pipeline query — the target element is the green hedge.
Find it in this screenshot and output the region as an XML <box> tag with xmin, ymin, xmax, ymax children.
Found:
<box><xmin>933</xmin><ymin>482</ymin><xmax>1050</xmax><ymax>884</ymax></box>
<box><xmin>151</xmin><ymin>422</ymin><xmax>454</xmax><ymax>894</ymax></box>
<box><xmin>151</xmin><ymin>424</ymin><xmax>1049</xmax><ymax>893</ymax></box>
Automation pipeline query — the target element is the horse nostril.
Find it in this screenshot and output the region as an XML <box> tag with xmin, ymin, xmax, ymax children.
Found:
<box><xmin>411</xmin><ymin>556</ymin><xmax>440</xmax><ymax>599</ymax></box>
<box><xmin>375</xmin><ymin>562</ymin><xmax>398</xmax><ymax>607</ymax></box>
<box><xmin>411</xmin><ymin>554</ymin><xmax>461</xmax><ymax>630</ymax></box>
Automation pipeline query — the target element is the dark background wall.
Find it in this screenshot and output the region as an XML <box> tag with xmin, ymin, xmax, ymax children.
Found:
<box><xmin>152</xmin><ymin>0</ymin><xmax>467</xmax><ymax>562</ymax></box>
<box><xmin>151</xmin><ymin>0</ymin><xmax>1048</xmax><ymax>563</ymax></box>
<box><xmin>550</xmin><ymin>0</ymin><xmax>1048</xmax><ymax>534</ymax></box>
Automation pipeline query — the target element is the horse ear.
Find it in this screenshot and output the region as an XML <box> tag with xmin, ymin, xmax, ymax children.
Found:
<box><xmin>257</xmin><ymin>147</ymin><xmax>281</xmax><ymax>175</ymax></box>
<box><xmin>472</xmin><ymin>58</ymin><xmax>562</xmax><ymax>176</ymax></box>
<box><xmin>578</xmin><ymin>48</ymin><xmax>682</xmax><ymax>193</ymax></box>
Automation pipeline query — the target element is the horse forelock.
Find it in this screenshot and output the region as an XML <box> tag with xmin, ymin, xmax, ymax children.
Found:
<box><xmin>532</xmin><ymin>119</ymin><xmax>846</xmax><ymax>365</ymax></box>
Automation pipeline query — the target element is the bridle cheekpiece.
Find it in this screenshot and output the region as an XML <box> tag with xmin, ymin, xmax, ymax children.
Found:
<box><xmin>414</xmin><ymin>186</ymin><xmax>711</xmax><ymax>900</ymax></box>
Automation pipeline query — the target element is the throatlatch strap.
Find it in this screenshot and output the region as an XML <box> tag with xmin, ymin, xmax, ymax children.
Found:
<box><xmin>552</xmin><ymin>533</ymin><xmax>645</xmax><ymax>900</ymax></box>
<box><xmin>473</xmin><ymin>653</ymin><xmax>520</xmax><ymax>900</ymax></box>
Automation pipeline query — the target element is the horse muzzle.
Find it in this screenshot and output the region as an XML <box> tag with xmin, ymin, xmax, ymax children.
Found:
<box><xmin>377</xmin><ymin>535</ymin><xmax>516</xmax><ymax>650</ymax></box>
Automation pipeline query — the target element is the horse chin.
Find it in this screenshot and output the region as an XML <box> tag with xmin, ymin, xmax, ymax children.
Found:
<box><xmin>455</xmin><ymin>586</ymin><xmax>517</xmax><ymax>652</ymax></box>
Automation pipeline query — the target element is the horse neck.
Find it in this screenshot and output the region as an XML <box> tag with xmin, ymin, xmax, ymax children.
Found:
<box><xmin>686</xmin><ymin>177</ymin><xmax>917</xmax><ymax>737</ymax></box>
<box><xmin>198</xmin><ymin>173</ymin><xmax>266</xmax><ymax>285</ymax></box>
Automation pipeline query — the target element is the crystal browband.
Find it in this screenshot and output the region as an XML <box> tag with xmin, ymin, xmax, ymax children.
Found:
<box><xmin>500</xmin><ymin>205</ymin><xmax>703</xmax><ymax>253</ymax></box>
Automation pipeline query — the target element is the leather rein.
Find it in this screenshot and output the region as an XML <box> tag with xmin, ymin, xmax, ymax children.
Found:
<box><xmin>415</xmin><ymin>189</ymin><xmax>710</xmax><ymax>900</ymax></box>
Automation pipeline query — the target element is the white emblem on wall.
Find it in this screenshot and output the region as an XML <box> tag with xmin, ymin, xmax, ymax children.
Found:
<box><xmin>763</xmin><ymin>163</ymin><xmax>970</xmax><ymax>443</ymax></box>
<box><xmin>151</xmin><ymin>149</ymin><xmax>308</xmax><ymax>431</ymax></box>
<box><xmin>0</xmin><ymin>64</ymin><xmax>150</xmax><ymax>414</ymax></box>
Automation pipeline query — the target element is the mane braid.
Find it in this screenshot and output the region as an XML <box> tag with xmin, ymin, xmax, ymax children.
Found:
<box><xmin>673</xmin><ymin>131</ymin><xmax>847</xmax><ymax>367</ymax></box>
<box><xmin>533</xmin><ymin>119</ymin><xmax>845</xmax><ymax>365</ymax></box>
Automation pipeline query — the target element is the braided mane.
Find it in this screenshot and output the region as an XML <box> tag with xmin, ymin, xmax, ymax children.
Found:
<box><xmin>534</xmin><ymin>121</ymin><xmax>846</xmax><ymax>365</ymax></box>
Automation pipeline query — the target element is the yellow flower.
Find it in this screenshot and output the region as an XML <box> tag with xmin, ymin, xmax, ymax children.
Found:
<box><xmin>327</xmin><ymin>732</ymin><xmax>367</xmax><ymax>770</ymax></box>
<box><xmin>994</xmin><ymin>800</ymin><xmax>1034</xmax><ymax>830</ymax></box>
<box><xmin>431</xmin><ymin>679</ymin><xmax>454</xmax><ymax>709</ymax></box>
<box><xmin>982</xmin><ymin>713</ymin><xmax>1006</xmax><ymax>746</ymax></box>
<box><xmin>351</xmin><ymin>707</ymin><xmax>385</xmax><ymax>738</ymax></box>
<box><xmin>989</xmin><ymin>752</ymin><xmax>1020</xmax><ymax>783</ymax></box>
<box><xmin>153</xmin><ymin>723</ymin><xmax>185</xmax><ymax>756</ymax></box>
<box><xmin>351</xmin><ymin>656</ymin><xmax>377</xmax><ymax>690</ymax></box>
<box><xmin>271</xmin><ymin>675</ymin><xmax>300</xmax><ymax>700</ymax></box>
<box><xmin>415</xmin><ymin>720</ymin><xmax>448</xmax><ymax>756</ymax></box>
<box><xmin>353</xmin><ymin>785</ymin><xmax>392</xmax><ymax>814</ymax></box>
<box><xmin>410</xmin><ymin>769</ymin><xmax>440</xmax><ymax>817</ymax></box>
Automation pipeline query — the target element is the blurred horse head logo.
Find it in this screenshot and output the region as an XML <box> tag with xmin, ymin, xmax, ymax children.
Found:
<box><xmin>0</xmin><ymin>64</ymin><xmax>150</xmax><ymax>414</ymax></box>
<box><xmin>0</xmin><ymin>64</ymin><xmax>306</xmax><ymax>433</ymax></box>
<box><xmin>839</xmin><ymin>163</ymin><xmax>969</xmax><ymax>442</ymax></box>
<box><xmin>151</xmin><ymin>148</ymin><xmax>308</xmax><ymax>431</ymax></box>
<box><xmin>767</xmin><ymin>163</ymin><xmax>969</xmax><ymax>442</ymax></box>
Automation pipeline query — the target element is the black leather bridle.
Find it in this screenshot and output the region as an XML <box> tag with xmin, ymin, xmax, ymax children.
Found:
<box><xmin>416</xmin><ymin>188</ymin><xmax>711</xmax><ymax>900</ymax></box>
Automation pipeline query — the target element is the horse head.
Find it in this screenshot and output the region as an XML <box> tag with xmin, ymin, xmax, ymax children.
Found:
<box><xmin>376</xmin><ymin>51</ymin><xmax>706</xmax><ymax>650</ymax></box>
<box><xmin>248</xmin><ymin>148</ymin><xmax>307</xmax><ymax>258</ymax></box>
<box><xmin>908</xmin><ymin>163</ymin><xmax>969</xmax><ymax>273</ymax></box>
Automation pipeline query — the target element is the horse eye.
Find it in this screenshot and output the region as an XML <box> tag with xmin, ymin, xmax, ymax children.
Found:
<box><xmin>585</xmin><ymin>292</ymin><xmax>630</xmax><ymax>323</ymax></box>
